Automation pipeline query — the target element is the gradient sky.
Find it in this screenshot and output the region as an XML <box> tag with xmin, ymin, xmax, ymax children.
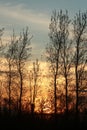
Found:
<box><xmin>0</xmin><ymin>0</ymin><xmax>87</xmax><ymax>61</ymax></box>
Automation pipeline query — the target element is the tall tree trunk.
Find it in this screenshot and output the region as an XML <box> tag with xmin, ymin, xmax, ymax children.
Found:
<box><xmin>65</xmin><ymin>75</ymin><xmax>68</xmax><ymax>114</ymax></box>
<box><xmin>75</xmin><ymin>65</ymin><xmax>79</xmax><ymax>116</ymax></box>
<box><xmin>8</xmin><ymin>62</ymin><xmax>11</xmax><ymax>116</ymax></box>
<box><xmin>19</xmin><ymin>67</ymin><xmax>23</xmax><ymax>115</ymax></box>
<box><xmin>54</xmin><ymin>74</ymin><xmax>57</xmax><ymax>115</ymax></box>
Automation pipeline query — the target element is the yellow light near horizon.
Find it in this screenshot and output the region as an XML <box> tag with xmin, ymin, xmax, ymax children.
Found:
<box><xmin>1</xmin><ymin>56</ymin><xmax>87</xmax><ymax>113</ymax></box>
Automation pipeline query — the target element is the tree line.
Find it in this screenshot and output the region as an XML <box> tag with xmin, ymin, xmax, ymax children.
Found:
<box><xmin>0</xmin><ymin>9</ymin><xmax>87</xmax><ymax>117</ymax></box>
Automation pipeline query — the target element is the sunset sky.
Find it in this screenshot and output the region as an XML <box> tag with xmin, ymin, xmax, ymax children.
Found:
<box><xmin>0</xmin><ymin>0</ymin><xmax>87</xmax><ymax>61</ymax></box>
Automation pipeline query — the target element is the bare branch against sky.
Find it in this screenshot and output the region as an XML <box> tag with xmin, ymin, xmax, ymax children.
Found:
<box><xmin>0</xmin><ymin>0</ymin><xmax>87</xmax><ymax>60</ymax></box>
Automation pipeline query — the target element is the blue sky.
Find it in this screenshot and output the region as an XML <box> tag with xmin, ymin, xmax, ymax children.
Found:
<box><xmin>0</xmin><ymin>0</ymin><xmax>87</xmax><ymax>61</ymax></box>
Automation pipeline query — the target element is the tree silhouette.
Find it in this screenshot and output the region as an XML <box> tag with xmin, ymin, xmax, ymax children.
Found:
<box><xmin>5</xmin><ymin>30</ymin><xmax>16</xmax><ymax>115</ymax></box>
<box><xmin>0</xmin><ymin>28</ymin><xmax>4</xmax><ymax>114</ymax></box>
<box><xmin>12</xmin><ymin>27</ymin><xmax>32</xmax><ymax>114</ymax></box>
<box><xmin>29</xmin><ymin>59</ymin><xmax>40</xmax><ymax>114</ymax></box>
<box><xmin>72</xmin><ymin>10</ymin><xmax>87</xmax><ymax>116</ymax></box>
<box><xmin>59</xmin><ymin>10</ymin><xmax>73</xmax><ymax>114</ymax></box>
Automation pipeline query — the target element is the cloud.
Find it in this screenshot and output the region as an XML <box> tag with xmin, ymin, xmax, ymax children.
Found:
<box><xmin>0</xmin><ymin>2</ymin><xmax>50</xmax><ymax>61</ymax></box>
<box><xmin>0</xmin><ymin>3</ymin><xmax>50</xmax><ymax>31</ymax></box>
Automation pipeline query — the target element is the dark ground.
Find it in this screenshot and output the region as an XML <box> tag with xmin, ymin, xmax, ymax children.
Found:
<box><xmin>0</xmin><ymin>113</ymin><xmax>87</xmax><ymax>130</ymax></box>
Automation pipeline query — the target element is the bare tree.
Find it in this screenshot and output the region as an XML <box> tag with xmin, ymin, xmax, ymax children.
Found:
<box><xmin>59</xmin><ymin>10</ymin><xmax>73</xmax><ymax>114</ymax></box>
<box><xmin>46</xmin><ymin>10</ymin><xmax>67</xmax><ymax>115</ymax></box>
<box><xmin>0</xmin><ymin>28</ymin><xmax>4</xmax><ymax>114</ymax></box>
<box><xmin>0</xmin><ymin>28</ymin><xmax>4</xmax><ymax>72</ymax></box>
<box><xmin>5</xmin><ymin>31</ymin><xmax>16</xmax><ymax>115</ymax></box>
<box><xmin>13</xmin><ymin>27</ymin><xmax>32</xmax><ymax>114</ymax></box>
<box><xmin>29</xmin><ymin>59</ymin><xmax>40</xmax><ymax>114</ymax></box>
<box><xmin>72</xmin><ymin>10</ymin><xmax>87</xmax><ymax>116</ymax></box>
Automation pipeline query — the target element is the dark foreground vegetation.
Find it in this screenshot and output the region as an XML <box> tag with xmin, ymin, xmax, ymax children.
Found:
<box><xmin>0</xmin><ymin>111</ymin><xmax>87</xmax><ymax>130</ymax></box>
